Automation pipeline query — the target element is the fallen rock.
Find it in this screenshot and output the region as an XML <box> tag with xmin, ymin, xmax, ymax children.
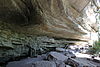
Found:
<box><xmin>65</xmin><ymin>65</ymin><xmax>71</xmax><ymax>67</ymax></box>
<box><xmin>93</xmin><ymin>59</ymin><xmax>100</xmax><ymax>63</ymax></box>
<box><xmin>64</xmin><ymin>51</ymin><xmax>76</xmax><ymax>58</ymax></box>
<box><xmin>6</xmin><ymin>57</ymin><xmax>43</xmax><ymax>67</ymax></box>
<box><xmin>32</xmin><ymin>61</ymin><xmax>56</xmax><ymax>67</ymax></box>
<box><xmin>54</xmin><ymin>60</ymin><xmax>66</xmax><ymax>67</ymax></box>
<box><xmin>56</xmin><ymin>48</ymin><xmax>66</xmax><ymax>52</ymax></box>
<box><xmin>88</xmin><ymin>57</ymin><xmax>100</xmax><ymax>63</ymax></box>
<box><xmin>37</xmin><ymin>54</ymin><xmax>48</xmax><ymax>60</ymax></box>
<box><xmin>47</xmin><ymin>52</ymin><xmax>68</xmax><ymax>61</ymax></box>
<box><xmin>58</xmin><ymin>62</ymin><xmax>65</xmax><ymax>67</ymax></box>
<box><xmin>65</xmin><ymin>58</ymin><xmax>97</xmax><ymax>67</ymax></box>
<box><xmin>65</xmin><ymin>58</ymin><xmax>79</xmax><ymax>67</ymax></box>
<box><xmin>74</xmin><ymin>53</ymin><xmax>91</xmax><ymax>58</ymax></box>
<box><xmin>65</xmin><ymin>54</ymin><xmax>76</xmax><ymax>58</ymax></box>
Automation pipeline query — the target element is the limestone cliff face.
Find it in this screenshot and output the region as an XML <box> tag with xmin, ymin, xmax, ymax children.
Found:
<box><xmin>0</xmin><ymin>0</ymin><xmax>99</xmax><ymax>59</ymax></box>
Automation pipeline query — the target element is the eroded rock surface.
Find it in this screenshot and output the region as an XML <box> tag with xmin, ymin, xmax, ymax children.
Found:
<box><xmin>0</xmin><ymin>0</ymin><xmax>99</xmax><ymax>66</ymax></box>
<box><xmin>0</xmin><ymin>0</ymin><xmax>99</xmax><ymax>42</ymax></box>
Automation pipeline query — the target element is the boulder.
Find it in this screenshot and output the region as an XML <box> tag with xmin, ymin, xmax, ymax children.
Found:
<box><xmin>54</xmin><ymin>60</ymin><xmax>66</xmax><ymax>67</ymax></box>
<box><xmin>64</xmin><ymin>53</ymin><xmax>76</xmax><ymax>58</ymax></box>
<box><xmin>65</xmin><ymin>65</ymin><xmax>71</xmax><ymax>67</ymax></box>
<box><xmin>47</xmin><ymin>52</ymin><xmax>68</xmax><ymax>61</ymax></box>
<box><xmin>6</xmin><ymin>57</ymin><xmax>43</xmax><ymax>67</ymax></box>
<box><xmin>65</xmin><ymin>58</ymin><xmax>97</xmax><ymax>67</ymax></box>
<box><xmin>32</xmin><ymin>61</ymin><xmax>56</xmax><ymax>67</ymax></box>
<box><xmin>56</xmin><ymin>48</ymin><xmax>66</xmax><ymax>52</ymax></box>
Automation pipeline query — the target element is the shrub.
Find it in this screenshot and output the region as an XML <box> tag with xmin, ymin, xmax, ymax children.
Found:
<box><xmin>89</xmin><ymin>41</ymin><xmax>100</xmax><ymax>54</ymax></box>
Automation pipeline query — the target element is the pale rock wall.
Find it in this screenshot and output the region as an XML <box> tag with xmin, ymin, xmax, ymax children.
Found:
<box><xmin>0</xmin><ymin>0</ymin><xmax>98</xmax><ymax>41</ymax></box>
<box><xmin>0</xmin><ymin>0</ymin><xmax>99</xmax><ymax>61</ymax></box>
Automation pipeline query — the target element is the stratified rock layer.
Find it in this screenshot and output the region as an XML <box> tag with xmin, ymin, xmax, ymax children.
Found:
<box><xmin>0</xmin><ymin>0</ymin><xmax>99</xmax><ymax>64</ymax></box>
<box><xmin>0</xmin><ymin>0</ymin><xmax>98</xmax><ymax>41</ymax></box>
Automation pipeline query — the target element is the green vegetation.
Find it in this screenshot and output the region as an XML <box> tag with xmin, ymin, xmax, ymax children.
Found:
<box><xmin>89</xmin><ymin>41</ymin><xmax>100</xmax><ymax>54</ymax></box>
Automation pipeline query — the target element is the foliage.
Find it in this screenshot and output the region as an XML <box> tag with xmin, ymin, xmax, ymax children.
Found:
<box><xmin>89</xmin><ymin>41</ymin><xmax>100</xmax><ymax>54</ymax></box>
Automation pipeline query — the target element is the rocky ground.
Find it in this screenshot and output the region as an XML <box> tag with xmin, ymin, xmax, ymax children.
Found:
<box><xmin>6</xmin><ymin>45</ymin><xmax>100</xmax><ymax>67</ymax></box>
